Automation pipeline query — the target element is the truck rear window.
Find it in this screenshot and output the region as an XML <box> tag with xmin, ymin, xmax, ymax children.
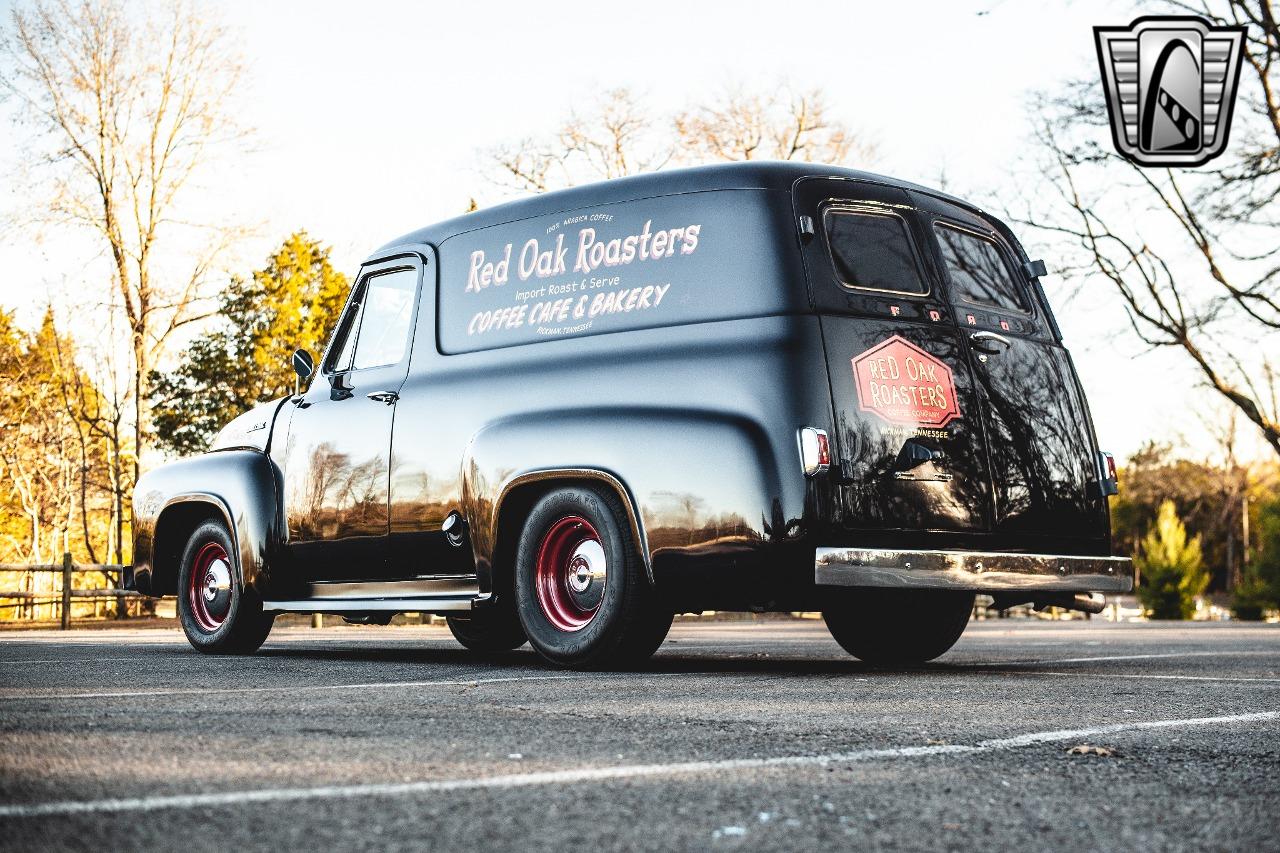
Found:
<box><xmin>934</xmin><ymin>224</ymin><xmax>1026</xmax><ymax>311</ymax></box>
<box><xmin>824</xmin><ymin>209</ymin><xmax>927</xmax><ymax>296</ymax></box>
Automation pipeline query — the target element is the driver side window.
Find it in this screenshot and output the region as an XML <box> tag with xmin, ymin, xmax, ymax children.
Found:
<box><xmin>327</xmin><ymin>267</ymin><xmax>418</xmax><ymax>373</ymax></box>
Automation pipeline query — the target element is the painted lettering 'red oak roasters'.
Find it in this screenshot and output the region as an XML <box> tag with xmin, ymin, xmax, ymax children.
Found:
<box><xmin>852</xmin><ymin>335</ymin><xmax>961</xmax><ymax>428</ymax></box>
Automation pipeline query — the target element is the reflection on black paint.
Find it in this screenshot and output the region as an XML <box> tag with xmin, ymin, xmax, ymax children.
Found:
<box><xmin>287</xmin><ymin>440</ymin><xmax>389</xmax><ymax>542</ymax></box>
<box><xmin>823</xmin><ymin>319</ymin><xmax>993</xmax><ymax>533</ymax></box>
<box><xmin>972</xmin><ymin>342</ymin><xmax>1102</xmax><ymax>535</ymax></box>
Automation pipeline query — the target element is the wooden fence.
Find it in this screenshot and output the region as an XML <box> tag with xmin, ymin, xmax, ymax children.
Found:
<box><xmin>0</xmin><ymin>555</ymin><xmax>138</xmax><ymax>629</ymax></box>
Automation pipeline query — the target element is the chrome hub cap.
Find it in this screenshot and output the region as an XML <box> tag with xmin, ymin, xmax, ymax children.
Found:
<box><xmin>189</xmin><ymin>542</ymin><xmax>233</xmax><ymax>632</ymax></box>
<box><xmin>534</xmin><ymin>516</ymin><xmax>608</xmax><ymax>632</ymax></box>
<box><xmin>566</xmin><ymin>539</ymin><xmax>607</xmax><ymax>609</ymax></box>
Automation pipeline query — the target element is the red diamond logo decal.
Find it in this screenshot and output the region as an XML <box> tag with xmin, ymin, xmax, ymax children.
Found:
<box><xmin>851</xmin><ymin>335</ymin><xmax>961</xmax><ymax>428</ymax></box>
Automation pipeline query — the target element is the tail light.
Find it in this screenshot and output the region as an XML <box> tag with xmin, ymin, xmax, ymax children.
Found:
<box><xmin>799</xmin><ymin>427</ymin><xmax>831</xmax><ymax>477</ymax></box>
<box><xmin>1098</xmin><ymin>451</ymin><xmax>1118</xmax><ymax>496</ymax></box>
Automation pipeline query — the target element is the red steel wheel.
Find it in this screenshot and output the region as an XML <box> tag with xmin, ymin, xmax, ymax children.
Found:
<box><xmin>534</xmin><ymin>516</ymin><xmax>607</xmax><ymax>632</ymax></box>
<box><xmin>187</xmin><ymin>540</ymin><xmax>234</xmax><ymax>633</ymax></box>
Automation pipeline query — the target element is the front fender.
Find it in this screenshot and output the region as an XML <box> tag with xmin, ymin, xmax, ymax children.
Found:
<box><xmin>461</xmin><ymin>406</ymin><xmax>798</xmax><ymax>588</ymax></box>
<box><xmin>132</xmin><ymin>450</ymin><xmax>282</xmax><ymax>597</ymax></box>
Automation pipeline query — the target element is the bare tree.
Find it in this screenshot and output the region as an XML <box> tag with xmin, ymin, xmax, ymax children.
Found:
<box><xmin>560</xmin><ymin>88</ymin><xmax>671</xmax><ymax>180</ymax></box>
<box><xmin>487</xmin><ymin>137</ymin><xmax>562</xmax><ymax>195</ymax></box>
<box><xmin>484</xmin><ymin>83</ymin><xmax>874</xmax><ymax>196</ymax></box>
<box><xmin>488</xmin><ymin>89</ymin><xmax>671</xmax><ymax>193</ymax></box>
<box><xmin>0</xmin><ymin>0</ymin><xmax>249</xmax><ymax>480</ymax></box>
<box><xmin>1014</xmin><ymin>0</ymin><xmax>1280</xmax><ymax>459</ymax></box>
<box><xmin>675</xmin><ymin>84</ymin><xmax>876</xmax><ymax>165</ymax></box>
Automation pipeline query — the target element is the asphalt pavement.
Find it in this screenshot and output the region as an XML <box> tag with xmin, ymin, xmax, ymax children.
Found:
<box><xmin>0</xmin><ymin>618</ymin><xmax>1277</xmax><ymax>852</ymax></box>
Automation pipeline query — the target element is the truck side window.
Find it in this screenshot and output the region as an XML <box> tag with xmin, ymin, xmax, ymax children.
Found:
<box><xmin>823</xmin><ymin>209</ymin><xmax>927</xmax><ymax>296</ymax></box>
<box><xmin>934</xmin><ymin>224</ymin><xmax>1026</xmax><ymax>312</ymax></box>
<box><xmin>327</xmin><ymin>267</ymin><xmax>417</xmax><ymax>373</ymax></box>
<box><xmin>351</xmin><ymin>268</ymin><xmax>417</xmax><ymax>370</ymax></box>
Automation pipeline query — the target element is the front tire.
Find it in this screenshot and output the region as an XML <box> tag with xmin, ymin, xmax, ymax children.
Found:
<box><xmin>823</xmin><ymin>589</ymin><xmax>974</xmax><ymax>666</ymax></box>
<box><xmin>515</xmin><ymin>485</ymin><xmax>671</xmax><ymax>669</ymax></box>
<box><xmin>177</xmin><ymin>520</ymin><xmax>274</xmax><ymax>654</ymax></box>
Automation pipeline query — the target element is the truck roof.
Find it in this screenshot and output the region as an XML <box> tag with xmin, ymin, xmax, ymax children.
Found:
<box><xmin>371</xmin><ymin>161</ymin><xmax>985</xmax><ymax>260</ymax></box>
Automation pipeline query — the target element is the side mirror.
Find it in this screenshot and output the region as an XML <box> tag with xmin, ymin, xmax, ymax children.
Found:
<box><xmin>1023</xmin><ymin>259</ymin><xmax>1048</xmax><ymax>280</ymax></box>
<box><xmin>291</xmin><ymin>348</ymin><xmax>315</xmax><ymax>380</ymax></box>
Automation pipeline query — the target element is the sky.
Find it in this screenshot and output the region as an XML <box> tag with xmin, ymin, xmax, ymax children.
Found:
<box><xmin>0</xmin><ymin>0</ymin><xmax>1269</xmax><ymax>462</ymax></box>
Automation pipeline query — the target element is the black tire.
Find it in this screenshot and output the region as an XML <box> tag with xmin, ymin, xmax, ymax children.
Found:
<box><xmin>446</xmin><ymin>606</ymin><xmax>527</xmax><ymax>652</ymax></box>
<box><xmin>822</xmin><ymin>589</ymin><xmax>974</xmax><ymax>666</ymax></box>
<box><xmin>177</xmin><ymin>520</ymin><xmax>274</xmax><ymax>654</ymax></box>
<box><xmin>515</xmin><ymin>485</ymin><xmax>672</xmax><ymax>669</ymax></box>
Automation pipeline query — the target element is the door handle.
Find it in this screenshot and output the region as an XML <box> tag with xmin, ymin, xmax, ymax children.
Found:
<box><xmin>366</xmin><ymin>391</ymin><xmax>399</xmax><ymax>404</ymax></box>
<box><xmin>969</xmin><ymin>331</ymin><xmax>1012</xmax><ymax>355</ymax></box>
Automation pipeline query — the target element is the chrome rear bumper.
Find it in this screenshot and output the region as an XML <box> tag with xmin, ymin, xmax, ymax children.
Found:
<box><xmin>815</xmin><ymin>547</ymin><xmax>1133</xmax><ymax>593</ymax></box>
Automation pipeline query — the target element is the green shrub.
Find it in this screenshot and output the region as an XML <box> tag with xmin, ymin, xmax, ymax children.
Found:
<box><xmin>1230</xmin><ymin>572</ymin><xmax>1272</xmax><ymax>621</ymax></box>
<box><xmin>1246</xmin><ymin>495</ymin><xmax>1280</xmax><ymax>617</ymax></box>
<box><xmin>1135</xmin><ymin>500</ymin><xmax>1208</xmax><ymax>620</ymax></box>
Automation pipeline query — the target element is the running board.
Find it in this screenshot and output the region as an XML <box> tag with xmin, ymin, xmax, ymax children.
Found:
<box><xmin>264</xmin><ymin>577</ymin><xmax>479</xmax><ymax>614</ymax></box>
<box><xmin>262</xmin><ymin>595</ymin><xmax>476</xmax><ymax>614</ymax></box>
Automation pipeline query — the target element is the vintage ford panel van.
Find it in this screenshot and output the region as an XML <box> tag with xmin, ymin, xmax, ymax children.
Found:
<box><xmin>131</xmin><ymin>162</ymin><xmax>1131</xmax><ymax>668</ymax></box>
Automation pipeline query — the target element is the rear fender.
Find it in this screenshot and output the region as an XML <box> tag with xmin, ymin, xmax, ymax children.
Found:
<box><xmin>461</xmin><ymin>407</ymin><xmax>789</xmax><ymax>590</ymax></box>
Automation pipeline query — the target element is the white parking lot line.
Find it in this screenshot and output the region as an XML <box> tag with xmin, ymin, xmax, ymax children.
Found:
<box><xmin>0</xmin><ymin>673</ymin><xmax>588</xmax><ymax>701</ymax></box>
<box><xmin>0</xmin><ymin>711</ymin><xmax>1273</xmax><ymax>818</ymax></box>
<box><xmin>0</xmin><ymin>656</ymin><xmax>232</xmax><ymax>666</ymax></box>
<box><xmin>1025</xmin><ymin>670</ymin><xmax>1280</xmax><ymax>684</ymax></box>
<box><xmin>988</xmin><ymin>650</ymin><xmax>1280</xmax><ymax>667</ymax></box>
<box><xmin>1039</xmin><ymin>650</ymin><xmax>1279</xmax><ymax>664</ymax></box>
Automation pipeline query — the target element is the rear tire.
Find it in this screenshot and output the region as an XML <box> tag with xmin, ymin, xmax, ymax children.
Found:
<box><xmin>446</xmin><ymin>606</ymin><xmax>527</xmax><ymax>652</ymax></box>
<box><xmin>177</xmin><ymin>520</ymin><xmax>274</xmax><ymax>655</ymax></box>
<box><xmin>823</xmin><ymin>589</ymin><xmax>973</xmax><ymax>666</ymax></box>
<box><xmin>515</xmin><ymin>485</ymin><xmax>672</xmax><ymax>669</ymax></box>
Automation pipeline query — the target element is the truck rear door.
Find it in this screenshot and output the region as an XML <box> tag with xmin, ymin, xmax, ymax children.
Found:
<box><xmin>909</xmin><ymin>192</ymin><xmax>1108</xmax><ymax>542</ymax></box>
<box><xmin>796</xmin><ymin>179</ymin><xmax>995</xmax><ymax>534</ymax></box>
